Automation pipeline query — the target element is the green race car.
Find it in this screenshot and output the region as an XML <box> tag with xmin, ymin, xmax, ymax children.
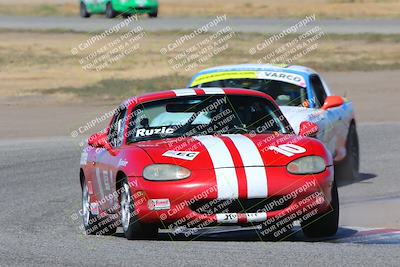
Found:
<box><xmin>80</xmin><ymin>0</ymin><xmax>158</xmax><ymax>18</ymax></box>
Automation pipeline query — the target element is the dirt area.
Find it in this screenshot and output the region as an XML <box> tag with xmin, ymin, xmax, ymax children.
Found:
<box><xmin>1</xmin><ymin>30</ymin><xmax>399</xmax><ymax>98</ymax></box>
<box><xmin>1</xmin><ymin>70</ymin><xmax>399</xmax><ymax>139</ymax></box>
<box><xmin>0</xmin><ymin>100</ymin><xmax>113</xmax><ymax>139</ymax></box>
<box><xmin>160</xmin><ymin>0</ymin><xmax>400</xmax><ymax>19</ymax></box>
<box><xmin>0</xmin><ymin>29</ymin><xmax>399</xmax><ymax>139</ymax></box>
<box><xmin>322</xmin><ymin>70</ymin><xmax>400</xmax><ymax>123</ymax></box>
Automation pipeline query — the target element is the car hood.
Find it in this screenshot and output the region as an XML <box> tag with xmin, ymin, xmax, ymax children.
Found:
<box><xmin>132</xmin><ymin>134</ymin><xmax>329</xmax><ymax>170</ymax></box>
<box><xmin>280</xmin><ymin>106</ymin><xmax>324</xmax><ymax>134</ymax></box>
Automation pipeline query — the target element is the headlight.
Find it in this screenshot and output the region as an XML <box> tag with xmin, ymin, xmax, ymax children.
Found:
<box><xmin>143</xmin><ymin>164</ymin><xmax>191</xmax><ymax>181</ymax></box>
<box><xmin>287</xmin><ymin>156</ymin><xmax>326</xmax><ymax>175</ymax></box>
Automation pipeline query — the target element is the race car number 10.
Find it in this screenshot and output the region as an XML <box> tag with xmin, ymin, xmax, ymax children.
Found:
<box><xmin>268</xmin><ymin>144</ymin><xmax>306</xmax><ymax>157</ymax></box>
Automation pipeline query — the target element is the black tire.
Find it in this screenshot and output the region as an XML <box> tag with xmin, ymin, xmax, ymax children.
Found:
<box><xmin>335</xmin><ymin>122</ymin><xmax>359</xmax><ymax>181</ymax></box>
<box><xmin>120</xmin><ymin>179</ymin><xmax>158</xmax><ymax>240</ymax></box>
<box><xmin>148</xmin><ymin>9</ymin><xmax>158</xmax><ymax>18</ymax></box>
<box><xmin>80</xmin><ymin>2</ymin><xmax>91</xmax><ymax>18</ymax></box>
<box><xmin>301</xmin><ymin>180</ymin><xmax>339</xmax><ymax>238</ymax></box>
<box><xmin>122</xmin><ymin>12</ymin><xmax>131</xmax><ymax>18</ymax></box>
<box><xmin>81</xmin><ymin>179</ymin><xmax>117</xmax><ymax>235</ymax></box>
<box><xmin>105</xmin><ymin>2</ymin><xmax>117</xmax><ymax>18</ymax></box>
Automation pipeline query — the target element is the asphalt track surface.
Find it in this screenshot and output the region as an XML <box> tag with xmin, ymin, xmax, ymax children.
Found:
<box><xmin>1</xmin><ymin>123</ymin><xmax>400</xmax><ymax>266</ymax></box>
<box><xmin>1</xmin><ymin>15</ymin><xmax>400</xmax><ymax>34</ymax></box>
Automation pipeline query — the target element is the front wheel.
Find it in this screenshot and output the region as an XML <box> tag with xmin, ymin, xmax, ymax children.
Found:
<box><xmin>105</xmin><ymin>3</ymin><xmax>117</xmax><ymax>18</ymax></box>
<box><xmin>81</xmin><ymin>179</ymin><xmax>117</xmax><ymax>235</ymax></box>
<box><xmin>148</xmin><ymin>9</ymin><xmax>158</xmax><ymax>18</ymax></box>
<box><xmin>120</xmin><ymin>179</ymin><xmax>158</xmax><ymax>240</ymax></box>
<box><xmin>301</xmin><ymin>180</ymin><xmax>339</xmax><ymax>238</ymax></box>
<box><xmin>335</xmin><ymin>123</ymin><xmax>359</xmax><ymax>181</ymax></box>
<box><xmin>80</xmin><ymin>2</ymin><xmax>90</xmax><ymax>18</ymax></box>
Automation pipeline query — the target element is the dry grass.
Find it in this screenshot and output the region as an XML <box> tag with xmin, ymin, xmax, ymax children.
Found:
<box><xmin>0</xmin><ymin>29</ymin><xmax>399</xmax><ymax>102</ymax></box>
<box><xmin>0</xmin><ymin>3</ymin><xmax>77</xmax><ymax>17</ymax></box>
<box><xmin>0</xmin><ymin>0</ymin><xmax>400</xmax><ymax>18</ymax></box>
<box><xmin>159</xmin><ymin>0</ymin><xmax>400</xmax><ymax>19</ymax></box>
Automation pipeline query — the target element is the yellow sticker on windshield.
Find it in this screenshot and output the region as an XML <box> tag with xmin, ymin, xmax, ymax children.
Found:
<box><xmin>191</xmin><ymin>71</ymin><xmax>257</xmax><ymax>87</ymax></box>
<box><xmin>191</xmin><ymin>70</ymin><xmax>306</xmax><ymax>88</ymax></box>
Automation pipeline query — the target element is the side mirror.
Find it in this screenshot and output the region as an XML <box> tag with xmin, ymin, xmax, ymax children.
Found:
<box><xmin>88</xmin><ymin>133</ymin><xmax>108</xmax><ymax>148</ymax></box>
<box><xmin>299</xmin><ymin>121</ymin><xmax>319</xmax><ymax>138</ymax></box>
<box><xmin>321</xmin><ymin>96</ymin><xmax>344</xmax><ymax>110</ymax></box>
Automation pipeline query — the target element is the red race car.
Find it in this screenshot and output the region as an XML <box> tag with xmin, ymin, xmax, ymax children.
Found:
<box><xmin>79</xmin><ymin>88</ymin><xmax>338</xmax><ymax>240</ymax></box>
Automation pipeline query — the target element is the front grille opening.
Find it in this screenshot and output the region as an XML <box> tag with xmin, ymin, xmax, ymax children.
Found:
<box><xmin>190</xmin><ymin>197</ymin><xmax>291</xmax><ymax>215</ymax></box>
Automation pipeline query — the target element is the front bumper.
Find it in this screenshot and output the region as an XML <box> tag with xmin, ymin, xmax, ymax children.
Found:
<box><xmin>128</xmin><ymin>166</ymin><xmax>334</xmax><ymax>229</ymax></box>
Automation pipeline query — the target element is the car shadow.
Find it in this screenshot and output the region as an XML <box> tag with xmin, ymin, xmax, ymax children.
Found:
<box><xmin>336</xmin><ymin>172</ymin><xmax>377</xmax><ymax>187</ymax></box>
<box><xmin>154</xmin><ymin>226</ymin><xmax>359</xmax><ymax>242</ymax></box>
<box><xmin>113</xmin><ymin>225</ymin><xmax>400</xmax><ymax>244</ymax></box>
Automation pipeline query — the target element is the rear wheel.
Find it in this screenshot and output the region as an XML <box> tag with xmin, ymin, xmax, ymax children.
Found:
<box><xmin>335</xmin><ymin>123</ymin><xmax>359</xmax><ymax>181</ymax></box>
<box><xmin>80</xmin><ymin>2</ymin><xmax>90</xmax><ymax>18</ymax></box>
<box><xmin>105</xmin><ymin>2</ymin><xmax>117</xmax><ymax>18</ymax></box>
<box><xmin>120</xmin><ymin>178</ymin><xmax>158</xmax><ymax>240</ymax></box>
<box><xmin>148</xmin><ymin>9</ymin><xmax>158</xmax><ymax>18</ymax></box>
<box><xmin>301</xmin><ymin>180</ymin><xmax>339</xmax><ymax>238</ymax></box>
<box><xmin>82</xmin><ymin>179</ymin><xmax>117</xmax><ymax>235</ymax></box>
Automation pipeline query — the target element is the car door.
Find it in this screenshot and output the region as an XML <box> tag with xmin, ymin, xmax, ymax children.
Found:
<box><xmin>309</xmin><ymin>74</ymin><xmax>345</xmax><ymax>158</ymax></box>
<box><xmin>84</xmin><ymin>0</ymin><xmax>105</xmax><ymax>13</ymax></box>
<box><xmin>94</xmin><ymin>107</ymin><xmax>127</xmax><ymax>212</ymax></box>
<box><xmin>98</xmin><ymin>0</ymin><xmax>107</xmax><ymax>12</ymax></box>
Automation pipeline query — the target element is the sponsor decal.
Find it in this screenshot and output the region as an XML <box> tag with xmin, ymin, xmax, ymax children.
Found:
<box><xmin>202</xmin><ymin>87</ymin><xmax>225</xmax><ymax>94</ymax></box>
<box><xmin>256</xmin><ymin>71</ymin><xmax>306</xmax><ymax>87</ymax></box>
<box><xmin>163</xmin><ymin>150</ymin><xmax>200</xmax><ymax>161</ymax></box>
<box><xmin>172</xmin><ymin>88</ymin><xmax>197</xmax><ymax>96</ymax></box>
<box><xmin>118</xmin><ymin>158</ymin><xmax>128</xmax><ymax>167</ymax></box>
<box><xmin>90</xmin><ymin>202</ymin><xmax>99</xmax><ymax>215</ymax></box>
<box><xmin>148</xmin><ymin>199</ymin><xmax>171</xmax><ymax>210</ymax></box>
<box><xmin>216</xmin><ymin>213</ymin><xmax>238</xmax><ymax>223</ymax></box>
<box><xmin>95</xmin><ymin>168</ymin><xmax>105</xmax><ymax>201</ymax></box>
<box><xmin>246</xmin><ymin>213</ymin><xmax>267</xmax><ymax>223</ymax></box>
<box><xmin>87</xmin><ymin>181</ymin><xmax>94</xmax><ymax>194</ymax></box>
<box><xmin>268</xmin><ymin>144</ymin><xmax>306</xmax><ymax>157</ymax></box>
<box><xmin>217</xmin><ymin>212</ymin><xmax>268</xmax><ymax>224</ymax></box>
<box><xmin>135</xmin><ymin>127</ymin><xmax>175</xmax><ymax>137</ymax></box>
<box><xmin>191</xmin><ymin>71</ymin><xmax>257</xmax><ymax>86</ymax></box>
<box><xmin>102</xmin><ymin>170</ymin><xmax>111</xmax><ymax>191</ymax></box>
<box><xmin>190</xmin><ymin>70</ymin><xmax>306</xmax><ymax>88</ymax></box>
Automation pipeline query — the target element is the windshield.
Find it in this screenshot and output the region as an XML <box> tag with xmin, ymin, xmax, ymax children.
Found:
<box><xmin>199</xmin><ymin>79</ymin><xmax>307</xmax><ymax>107</ymax></box>
<box><xmin>127</xmin><ymin>95</ymin><xmax>291</xmax><ymax>143</ymax></box>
